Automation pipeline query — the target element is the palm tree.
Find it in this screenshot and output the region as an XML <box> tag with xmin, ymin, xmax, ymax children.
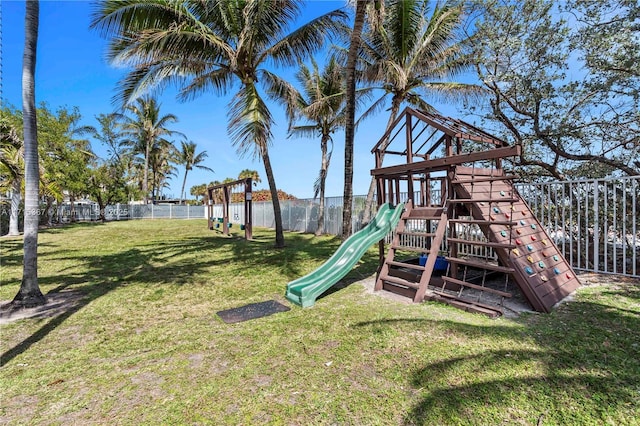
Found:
<box><xmin>286</xmin><ymin>57</ymin><xmax>349</xmax><ymax>235</ymax></box>
<box><xmin>148</xmin><ymin>138</ymin><xmax>177</xmax><ymax>201</ymax></box>
<box><xmin>122</xmin><ymin>97</ymin><xmax>179</xmax><ymax>204</ymax></box>
<box><xmin>238</xmin><ymin>169</ymin><xmax>261</xmax><ymax>186</ymax></box>
<box><xmin>342</xmin><ymin>0</ymin><xmax>381</xmax><ymax>239</ymax></box>
<box><xmin>14</xmin><ymin>0</ymin><xmax>45</xmax><ymax>307</ymax></box>
<box><xmin>359</xmin><ymin>0</ymin><xmax>482</xmax><ymax>221</ymax></box>
<box><xmin>91</xmin><ymin>0</ymin><xmax>346</xmax><ymax>248</ymax></box>
<box><xmin>177</xmin><ymin>140</ymin><xmax>213</xmax><ymax>204</ymax></box>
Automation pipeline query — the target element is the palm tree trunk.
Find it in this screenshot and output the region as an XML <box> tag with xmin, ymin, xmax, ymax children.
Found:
<box><xmin>180</xmin><ymin>169</ymin><xmax>188</xmax><ymax>205</ymax></box>
<box><xmin>14</xmin><ymin>0</ymin><xmax>45</xmax><ymax>307</ymax></box>
<box><xmin>362</xmin><ymin>97</ymin><xmax>402</xmax><ymax>222</ymax></box>
<box><xmin>261</xmin><ymin>148</ymin><xmax>285</xmax><ymax>248</ymax></box>
<box><xmin>8</xmin><ymin>179</ymin><xmax>21</xmax><ymax>236</ymax></box>
<box><xmin>342</xmin><ymin>0</ymin><xmax>368</xmax><ymax>239</ymax></box>
<box><xmin>316</xmin><ymin>135</ymin><xmax>330</xmax><ymax>236</ymax></box>
<box><xmin>143</xmin><ymin>137</ymin><xmax>150</xmax><ymax>204</ymax></box>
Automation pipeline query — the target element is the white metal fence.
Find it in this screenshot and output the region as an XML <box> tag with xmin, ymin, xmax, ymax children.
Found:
<box><xmin>2</xmin><ymin>176</ymin><xmax>638</xmax><ymax>277</ymax></box>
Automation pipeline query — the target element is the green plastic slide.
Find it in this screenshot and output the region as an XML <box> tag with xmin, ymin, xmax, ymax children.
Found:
<box><xmin>285</xmin><ymin>203</ymin><xmax>405</xmax><ymax>307</ymax></box>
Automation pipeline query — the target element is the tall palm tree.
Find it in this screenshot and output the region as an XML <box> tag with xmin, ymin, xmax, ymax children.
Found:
<box><xmin>14</xmin><ymin>0</ymin><xmax>45</xmax><ymax>307</ymax></box>
<box><xmin>91</xmin><ymin>0</ymin><xmax>346</xmax><ymax>248</ymax></box>
<box><xmin>177</xmin><ymin>140</ymin><xmax>213</xmax><ymax>204</ymax></box>
<box><xmin>342</xmin><ymin>0</ymin><xmax>371</xmax><ymax>239</ymax></box>
<box><xmin>148</xmin><ymin>138</ymin><xmax>177</xmax><ymax>201</ymax></box>
<box><xmin>286</xmin><ymin>57</ymin><xmax>349</xmax><ymax>235</ymax></box>
<box><xmin>122</xmin><ymin>96</ymin><xmax>179</xmax><ymax>204</ymax></box>
<box><xmin>359</xmin><ymin>0</ymin><xmax>482</xmax><ymax>221</ymax></box>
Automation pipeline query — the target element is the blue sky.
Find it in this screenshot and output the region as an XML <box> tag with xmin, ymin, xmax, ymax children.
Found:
<box><xmin>2</xmin><ymin>0</ymin><xmax>471</xmax><ymax>200</ymax></box>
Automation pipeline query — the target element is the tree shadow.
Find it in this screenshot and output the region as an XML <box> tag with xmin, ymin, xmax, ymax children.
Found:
<box><xmin>1</xmin><ymin>229</ymin><xmax>345</xmax><ymax>365</ymax></box>
<box><xmin>352</xmin><ymin>284</ymin><xmax>640</xmax><ymax>424</ymax></box>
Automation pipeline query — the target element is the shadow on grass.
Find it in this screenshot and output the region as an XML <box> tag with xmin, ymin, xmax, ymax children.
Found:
<box><xmin>354</xmin><ymin>285</ymin><xmax>640</xmax><ymax>424</ymax></box>
<box><xmin>1</xmin><ymin>226</ymin><xmax>346</xmax><ymax>366</ymax></box>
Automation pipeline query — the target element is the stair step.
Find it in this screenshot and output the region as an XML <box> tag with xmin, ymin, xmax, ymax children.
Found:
<box><xmin>391</xmin><ymin>244</ymin><xmax>428</xmax><ymax>253</ymax></box>
<box><xmin>447</xmin><ymin>237</ymin><xmax>516</xmax><ymax>249</ymax></box>
<box><xmin>397</xmin><ymin>231</ymin><xmax>436</xmax><ymax>237</ymax></box>
<box><xmin>382</xmin><ymin>282</ymin><xmax>418</xmax><ymax>298</ymax></box>
<box><xmin>387</xmin><ymin>260</ymin><xmax>425</xmax><ymax>271</ymax></box>
<box><xmin>426</xmin><ymin>291</ymin><xmax>503</xmax><ymax>318</ymax></box>
<box><xmin>406</xmin><ymin>208</ymin><xmax>443</xmax><ymax>219</ymax></box>
<box><xmin>441</xmin><ymin>276</ymin><xmax>513</xmax><ymax>298</ymax></box>
<box><xmin>449</xmin><ymin>218</ymin><xmax>514</xmax><ymax>226</ymax></box>
<box><xmin>380</xmin><ymin>274</ymin><xmax>420</xmax><ymax>289</ymax></box>
<box><xmin>444</xmin><ymin>256</ymin><xmax>515</xmax><ymax>274</ymax></box>
<box><xmin>449</xmin><ymin>198</ymin><xmax>520</xmax><ymax>204</ymax></box>
<box><xmin>453</xmin><ymin>175</ymin><xmax>519</xmax><ymax>183</ymax></box>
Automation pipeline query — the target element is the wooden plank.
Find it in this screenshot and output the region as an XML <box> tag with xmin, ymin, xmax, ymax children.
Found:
<box><xmin>387</xmin><ymin>260</ymin><xmax>426</xmax><ymax>271</ymax></box>
<box><xmin>449</xmin><ymin>219</ymin><xmax>514</xmax><ymax>226</ymax></box>
<box><xmin>441</xmin><ymin>276</ymin><xmax>513</xmax><ymax>298</ymax></box>
<box><xmin>381</xmin><ymin>274</ymin><xmax>421</xmax><ymax>289</ymax></box>
<box><xmin>445</xmin><ymin>256</ymin><xmax>515</xmax><ymax>274</ymax></box>
<box><xmin>391</xmin><ymin>244</ymin><xmax>429</xmax><ymax>253</ymax></box>
<box><xmin>371</xmin><ymin>145</ymin><xmax>521</xmax><ymax>177</ymax></box>
<box><xmin>447</xmin><ymin>237</ymin><xmax>516</xmax><ymax>249</ymax></box>
<box><xmin>453</xmin><ymin>175</ymin><xmax>520</xmax><ymax>183</ymax></box>
<box><xmin>397</xmin><ymin>231</ymin><xmax>436</xmax><ymax>237</ymax></box>
<box><xmin>382</xmin><ymin>282</ymin><xmax>418</xmax><ymax>298</ymax></box>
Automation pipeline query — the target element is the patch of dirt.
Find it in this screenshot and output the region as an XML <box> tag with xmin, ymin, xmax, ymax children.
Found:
<box><xmin>0</xmin><ymin>290</ymin><xmax>86</xmax><ymax>325</ymax></box>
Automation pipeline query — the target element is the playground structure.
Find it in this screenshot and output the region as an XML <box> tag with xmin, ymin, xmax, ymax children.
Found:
<box><xmin>369</xmin><ymin>107</ymin><xmax>580</xmax><ymax>316</ymax></box>
<box><xmin>207</xmin><ymin>178</ymin><xmax>253</xmax><ymax>240</ymax></box>
<box><xmin>286</xmin><ymin>107</ymin><xmax>580</xmax><ymax>316</ymax></box>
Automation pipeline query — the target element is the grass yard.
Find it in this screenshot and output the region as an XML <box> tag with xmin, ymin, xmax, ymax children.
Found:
<box><xmin>1</xmin><ymin>219</ymin><xmax>639</xmax><ymax>425</ymax></box>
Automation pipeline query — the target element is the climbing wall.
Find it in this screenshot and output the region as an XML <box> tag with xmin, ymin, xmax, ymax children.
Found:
<box><xmin>452</xmin><ymin>167</ymin><xmax>580</xmax><ymax>313</ymax></box>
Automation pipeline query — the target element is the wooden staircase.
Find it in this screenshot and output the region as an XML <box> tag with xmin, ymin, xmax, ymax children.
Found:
<box><xmin>375</xmin><ymin>200</ymin><xmax>448</xmax><ymax>302</ymax></box>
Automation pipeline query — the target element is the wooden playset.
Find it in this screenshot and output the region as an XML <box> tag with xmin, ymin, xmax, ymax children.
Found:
<box><xmin>371</xmin><ymin>107</ymin><xmax>580</xmax><ymax>317</ymax></box>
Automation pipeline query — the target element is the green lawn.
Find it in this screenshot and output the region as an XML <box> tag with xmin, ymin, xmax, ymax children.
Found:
<box><xmin>1</xmin><ymin>220</ymin><xmax>639</xmax><ymax>425</ymax></box>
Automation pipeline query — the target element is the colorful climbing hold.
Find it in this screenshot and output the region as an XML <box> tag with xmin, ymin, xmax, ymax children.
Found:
<box><xmin>500</xmin><ymin>190</ymin><xmax>505</xmax><ymax>196</ymax></box>
<box><xmin>504</xmin><ymin>213</ymin><xmax>510</xmax><ymax>219</ymax></box>
<box><xmin>500</xmin><ymin>230</ymin><xmax>507</xmax><ymax>237</ymax></box>
<box><xmin>525</xmin><ymin>266</ymin><xmax>534</xmax><ymax>275</ymax></box>
<box><xmin>541</xmin><ymin>275</ymin><xmax>549</xmax><ymax>282</ymax></box>
<box><xmin>566</xmin><ymin>273</ymin><xmax>572</xmax><ymax>279</ymax></box>
<box><xmin>530</xmin><ymin>224</ymin><xmax>537</xmax><ymax>230</ymax></box>
<box><xmin>553</xmin><ymin>255</ymin><xmax>559</xmax><ymax>262</ymax></box>
<box><xmin>516</xmin><ymin>229</ymin><xmax>522</xmax><ymax>235</ymax></box>
<box><xmin>520</xmin><ymin>220</ymin><xmax>526</xmax><ymax>225</ymax></box>
<box><xmin>538</xmin><ymin>261</ymin><xmax>545</xmax><ymax>268</ymax></box>
<box><xmin>516</xmin><ymin>239</ymin><xmax>522</xmax><ymax>245</ymax></box>
<box><xmin>527</xmin><ymin>256</ymin><xmax>534</xmax><ymax>263</ymax></box>
<box><xmin>553</xmin><ymin>267</ymin><xmax>561</xmax><ymax>275</ymax></box>
<box><xmin>527</xmin><ymin>244</ymin><xmax>534</xmax><ymax>252</ymax></box>
<box><xmin>493</xmin><ymin>207</ymin><xmax>500</xmax><ymax>213</ymax></box>
<box><xmin>541</xmin><ymin>239</ymin><xmax>548</xmax><ymax>246</ymax></box>
<box><xmin>490</xmin><ymin>214</ymin><xmax>496</xmax><ymax>220</ymax></box>
<box><xmin>479</xmin><ymin>202</ymin><xmax>485</xmax><ymax>206</ymax></box>
<box><xmin>522</xmin><ymin>210</ymin><xmax>527</xmax><ymax>216</ymax></box>
<box><xmin>531</xmin><ymin>235</ymin><xmax>537</xmax><ymax>241</ymax></box>
<box><xmin>513</xmin><ymin>248</ymin><xmax>520</xmax><ymax>256</ymax></box>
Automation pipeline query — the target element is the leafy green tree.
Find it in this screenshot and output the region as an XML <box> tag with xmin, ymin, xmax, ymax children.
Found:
<box><xmin>177</xmin><ymin>140</ymin><xmax>213</xmax><ymax>204</ymax></box>
<box><xmin>121</xmin><ymin>97</ymin><xmax>180</xmax><ymax>203</ymax></box>
<box><xmin>37</xmin><ymin>105</ymin><xmax>94</xmax><ymax>222</ymax></box>
<box><xmin>285</xmin><ymin>57</ymin><xmax>349</xmax><ymax>235</ymax></box>
<box><xmin>14</xmin><ymin>0</ymin><xmax>45</xmax><ymax>307</ymax></box>
<box><xmin>87</xmin><ymin>161</ymin><xmax>129</xmax><ymax>221</ymax></box>
<box><xmin>469</xmin><ymin>0</ymin><xmax>639</xmax><ymax>179</ymax></box>
<box><xmin>359</xmin><ymin>0</ymin><xmax>481</xmax><ymax>221</ymax></box>
<box><xmin>91</xmin><ymin>0</ymin><xmax>346</xmax><ymax>248</ymax></box>
<box><xmin>0</xmin><ymin>111</ymin><xmax>24</xmax><ymax>236</ymax></box>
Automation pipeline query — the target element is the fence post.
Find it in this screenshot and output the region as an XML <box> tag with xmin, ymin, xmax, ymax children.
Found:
<box><xmin>593</xmin><ymin>181</ymin><xmax>599</xmax><ymax>272</ymax></box>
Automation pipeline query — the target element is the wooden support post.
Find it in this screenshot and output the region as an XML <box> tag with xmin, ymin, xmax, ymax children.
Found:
<box><xmin>244</xmin><ymin>178</ymin><xmax>253</xmax><ymax>240</ymax></box>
